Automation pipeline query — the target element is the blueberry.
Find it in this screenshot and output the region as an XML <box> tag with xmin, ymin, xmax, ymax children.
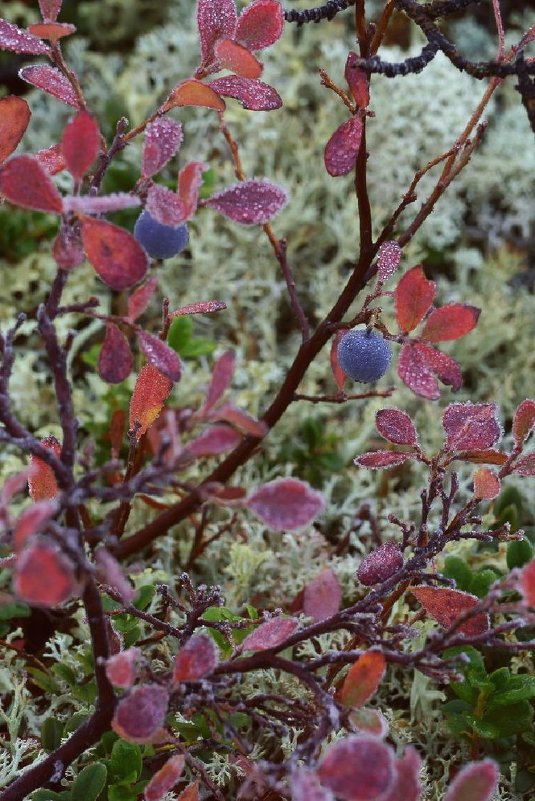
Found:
<box><xmin>134</xmin><ymin>210</ymin><xmax>189</xmax><ymax>260</ymax></box>
<box><xmin>337</xmin><ymin>328</ymin><xmax>392</xmax><ymax>383</ymax></box>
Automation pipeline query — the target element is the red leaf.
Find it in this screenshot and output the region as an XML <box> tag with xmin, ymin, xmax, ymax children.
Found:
<box><xmin>442</xmin><ymin>402</ymin><xmax>502</xmax><ymax>452</ymax></box>
<box><xmin>444</xmin><ymin>759</ymin><xmax>499</xmax><ymax>801</ymax></box>
<box><xmin>171</xmin><ymin>300</ymin><xmax>227</xmax><ymax>316</ymax></box>
<box><xmin>19</xmin><ymin>64</ymin><xmax>78</xmax><ymax>107</ymax></box>
<box><xmin>142</xmin><ymin>118</ymin><xmax>183</xmax><ymax>180</ymax></box>
<box><xmin>28</xmin><ymin>436</ymin><xmax>61</xmax><ymax>501</ymax></box>
<box><xmin>106</xmin><ymin>648</ymin><xmax>140</xmax><ymax>689</ymax></box>
<box><xmin>324</xmin><ymin>116</ymin><xmax>363</xmax><ymax>177</ymax></box>
<box><xmin>340</xmin><ymin>650</ymin><xmax>386</xmax><ymax>709</ymax></box>
<box><xmin>236</xmin><ymin>0</ymin><xmax>284</xmax><ymax>50</ymax></box>
<box><xmin>0</xmin><ymin>155</ymin><xmax>63</xmax><ymax>213</ymax></box>
<box><xmin>98</xmin><ymin>325</ymin><xmax>133</xmax><ymax>384</ymax></box>
<box><xmin>53</xmin><ymin>221</ymin><xmax>84</xmax><ymax>270</ymax></box>
<box><xmin>347</xmin><ymin>708</ymin><xmax>389</xmax><ymax>738</ymax></box>
<box><xmin>185</xmin><ymin>424</ymin><xmax>241</xmax><ymax>458</ymax></box>
<box><xmin>512</xmin><ymin>453</ymin><xmax>535</xmax><ymax>476</ymax></box>
<box><xmin>95</xmin><ymin>548</ymin><xmax>136</xmax><ymax>605</ymax></box>
<box><xmin>64</xmin><ymin>193</ymin><xmax>140</xmax><ymax>215</ymax></box>
<box><xmin>128</xmin><ymin>276</ymin><xmax>158</xmax><ymax>322</ymax></box>
<box><xmin>129</xmin><ymin>364</ymin><xmax>173</xmax><ymax>440</ymax></box>
<box><xmin>15</xmin><ymin>541</ymin><xmax>77</xmax><ymax>607</ymax></box>
<box><xmin>291</xmin><ymin>769</ymin><xmax>334</xmax><ymax>801</ymax></box>
<box><xmin>13</xmin><ymin>500</ymin><xmax>58</xmax><ymax>552</ymax></box>
<box><xmin>144</xmin><ymin>755</ymin><xmax>185</xmax><ymax>801</ymax></box>
<box><xmin>395</xmin><ymin>266</ymin><xmax>436</xmax><ymax>332</ymax></box>
<box><xmin>397</xmin><ymin>341</ymin><xmax>439</xmax><ymax>400</ymax></box>
<box><xmin>145</xmin><ymin>184</ymin><xmax>186</xmax><ymax>226</ymax></box>
<box><xmin>381</xmin><ymin>747</ymin><xmax>422</xmax><ymax>801</ymax></box>
<box><xmin>355</xmin><ymin>451</ymin><xmax>414</xmax><ymax>469</ymax></box>
<box><xmin>411</xmin><ymin>586</ymin><xmax>489</xmax><ymax>636</ymax></box>
<box><xmin>420</xmin><ymin>303</ymin><xmax>480</xmax><ymax>342</ymax></box>
<box><xmin>357</xmin><ymin>541</ymin><xmax>403</xmax><ymax>586</ymax></box>
<box><xmin>0</xmin><ymin>19</ymin><xmax>50</xmax><ymax>54</ymax></box>
<box><xmin>35</xmin><ymin>143</ymin><xmax>66</xmax><ymax>175</ymax></box>
<box><xmin>520</xmin><ymin>560</ymin><xmax>535</xmax><ymax>606</ymax></box>
<box><xmin>197</xmin><ymin>0</ymin><xmax>237</xmax><ymax>69</ymax></box>
<box><xmin>138</xmin><ymin>331</ymin><xmax>182</xmax><ymax>382</ymax></box>
<box><xmin>512</xmin><ymin>399</ymin><xmax>535</xmax><ymax>447</ymax></box>
<box><xmin>173</xmin><ymin>634</ymin><xmax>219</xmax><ymax>682</ymax></box>
<box><xmin>162</xmin><ymin>79</ymin><xmax>226</xmax><ymax>112</ymax></box>
<box><xmin>0</xmin><ymin>96</ymin><xmax>31</xmax><ymax>164</ymax></box>
<box><xmin>178</xmin><ymin>161</ymin><xmax>208</xmax><ymax>219</ymax></box>
<box><xmin>81</xmin><ymin>218</ymin><xmax>148</xmax><ymax>290</ymax></box>
<box><xmin>455</xmin><ymin>449</ymin><xmax>507</xmax><ymax>466</ymax></box>
<box><xmin>303</xmin><ymin>568</ymin><xmax>342</xmax><ymax>622</ymax></box>
<box><xmin>112</xmin><ymin>684</ymin><xmax>169</xmax><ymax>744</ymax></box>
<box><xmin>177</xmin><ymin>783</ymin><xmax>200</xmax><ymax>801</ymax></box>
<box><xmin>204</xmin><ymin>179</ymin><xmax>288</xmax><ymax>225</ymax></box>
<box><xmin>375</xmin><ymin>408</ymin><xmax>418</xmax><ymax>446</ymax></box>
<box><xmin>28</xmin><ymin>22</ymin><xmax>75</xmax><ymax>42</ymax></box>
<box><xmin>210</xmin><ymin>403</ymin><xmax>268</xmax><ymax>437</ymax></box>
<box><xmin>317</xmin><ymin>736</ymin><xmax>396</xmax><ymax>801</ymax></box>
<box><xmin>247</xmin><ymin>478</ymin><xmax>325</xmax><ymax>531</ymax></box>
<box><xmin>61</xmin><ymin>111</ymin><xmax>100</xmax><ymax>181</ymax></box>
<box><xmin>202</xmin><ymin>350</ymin><xmax>236</xmax><ymax>413</ymax></box>
<box><xmin>376</xmin><ymin>240</ymin><xmax>401</xmax><ymax>282</ymax></box>
<box><xmin>413</xmin><ymin>342</ymin><xmax>463</xmax><ymax>392</ymax></box>
<box><xmin>344</xmin><ymin>52</ymin><xmax>369</xmax><ymax>107</ymax></box>
<box><xmin>38</xmin><ymin>0</ymin><xmax>62</xmax><ymax>21</ymax></box>
<box><xmin>1</xmin><ymin>469</ymin><xmax>31</xmax><ymax>506</ymax></box>
<box><xmin>330</xmin><ymin>330</ymin><xmax>347</xmax><ymax>391</ymax></box>
<box><xmin>241</xmin><ymin>616</ymin><xmax>299</xmax><ymax>651</ymax></box>
<box><xmin>214</xmin><ymin>38</ymin><xmax>263</xmax><ymax>79</ymax></box>
<box><xmin>473</xmin><ymin>468</ymin><xmax>501</xmax><ymax>500</ymax></box>
<box><xmin>208</xmin><ymin>76</ymin><xmax>282</xmax><ymax>110</ymax></box>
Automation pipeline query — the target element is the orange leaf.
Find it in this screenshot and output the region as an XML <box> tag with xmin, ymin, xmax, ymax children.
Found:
<box><xmin>339</xmin><ymin>650</ymin><xmax>386</xmax><ymax>708</ymax></box>
<box><xmin>214</xmin><ymin>38</ymin><xmax>263</xmax><ymax>79</ymax></box>
<box><xmin>0</xmin><ymin>96</ymin><xmax>31</xmax><ymax>164</ymax></box>
<box><xmin>28</xmin><ymin>436</ymin><xmax>61</xmax><ymax>501</ymax></box>
<box><xmin>473</xmin><ymin>468</ymin><xmax>501</xmax><ymax>500</ymax></box>
<box><xmin>161</xmin><ymin>80</ymin><xmax>225</xmax><ymax>113</ymax></box>
<box><xmin>129</xmin><ymin>364</ymin><xmax>173</xmax><ymax>440</ymax></box>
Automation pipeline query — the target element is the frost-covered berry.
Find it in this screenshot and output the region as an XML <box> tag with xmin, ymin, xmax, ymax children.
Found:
<box><xmin>134</xmin><ymin>210</ymin><xmax>189</xmax><ymax>260</ymax></box>
<box><xmin>337</xmin><ymin>328</ymin><xmax>392</xmax><ymax>383</ymax></box>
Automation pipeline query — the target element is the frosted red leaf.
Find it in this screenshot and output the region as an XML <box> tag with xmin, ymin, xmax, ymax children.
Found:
<box><xmin>144</xmin><ymin>755</ymin><xmax>185</xmax><ymax>801</ymax></box>
<box><xmin>129</xmin><ymin>363</ymin><xmax>173</xmax><ymax>440</ymax></box>
<box><xmin>0</xmin><ymin>19</ymin><xmax>50</xmax><ymax>54</ymax></box>
<box><xmin>64</xmin><ymin>193</ymin><xmax>140</xmax><ymax>215</ymax></box>
<box><xmin>512</xmin><ymin>453</ymin><xmax>535</xmax><ymax>476</ymax></box>
<box><xmin>171</xmin><ymin>300</ymin><xmax>227</xmax><ymax>316</ymax></box>
<box><xmin>146</xmin><ymin>184</ymin><xmax>186</xmax><ymax>226</ymax></box>
<box><xmin>211</xmin><ymin>403</ymin><xmax>268</xmax><ymax>437</ymax></box>
<box><xmin>330</xmin><ymin>330</ymin><xmax>347</xmax><ymax>391</ymax></box>
<box><xmin>519</xmin><ymin>560</ymin><xmax>535</xmax><ymax>606</ymax></box>
<box><xmin>247</xmin><ymin>477</ymin><xmax>325</xmax><ymax>531</ymax></box>
<box><xmin>214</xmin><ymin>38</ymin><xmax>263</xmax><ymax>79</ymax></box>
<box><xmin>112</xmin><ymin>684</ymin><xmax>169</xmax><ymax>744</ymax></box>
<box><xmin>236</xmin><ymin>0</ymin><xmax>284</xmax><ymax>50</ymax></box>
<box><xmin>376</xmin><ymin>408</ymin><xmax>418</xmax><ymax>446</ymax></box>
<box><xmin>317</xmin><ymin>736</ymin><xmax>396</xmax><ymax>801</ymax></box>
<box><xmin>173</xmin><ymin>633</ymin><xmax>219</xmax><ymax>682</ymax></box>
<box><xmin>344</xmin><ymin>52</ymin><xmax>370</xmax><ymax>107</ymax></box>
<box><xmin>162</xmin><ymin>79</ymin><xmax>226</xmax><ymax>112</ymax></box>
<box><xmin>411</xmin><ymin>586</ymin><xmax>489</xmax><ymax>637</ymax></box>
<box><xmin>15</xmin><ymin>541</ymin><xmax>77</xmax><ymax>607</ymax></box>
<box><xmin>420</xmin><ymin>303</ymin><xmax>480</xmax><ymax>342</ymax></box>
<box><xmin>142</xmin><ymin>118</ymin><xmax>183</xmax><ymax>180</ymax></box>
<box><xmin>204</xmin><ymin>179</ymin><xmax>288</xmax><ymax>225</ymax></box>
<box><xmin>444</xmin><ymin>759</ymin><xmax>499</xmax><ymax>801</ymax></box>
<box><xmin>28</xmin><ymin>22</ymin><xmax>75</xmax><ymax>42</ymax></box>
<box><xmin>53</xmin><ymin>221</ymin><xmax>84</xmax><ymax>270</ymax></box>
<box><xmin>177</xmin><ymin>783</ymin><xmax>200</xmax><ymax>801</ymax></box>
<box><xmin>355</xmin><ymin>451</ymin><xmax>414</xmax><ymax>469</ymax></box>
<box><xmin>376</xmin><ymin>240</ymin><xmax>401</xmax><ymax>282</ymax></box>
<box><xmin>512</xmin><ymin>399</ymin><xmax>535</xmax><ymax>447</ymax></box>
<box><xmin>208</xmin><ymin>76</ymin><xmax>282</xmax><ymax>110</ymax></box>
<box><xmin>13</xmin><ymin>500</ymin><xmax>57</xmax><ymax>552</ymax></box>
<box><xmin>303</xmin><ymin>568</ymin><xmax>342</xmax><ymax>622</ymax></box>
<box><xmin>197</xmin><ymin>0</ymin><xmax>237</xmax><ymax>68</ymax></box>
<box><xmin>0</xmin><ymin>155</ymin><xmax>63</xmax><ymax>214</ymax></box>
<box><xmin>442</xmin><ymin>402</ymin><xmax>501</xmax><ymax>452</ymax></box>
<box><xmin>242</xmin><ymin>616</ymin><xmax>299</xmax><ymax>651</ymax></box>
<box><xmin>290</xmin><ymin>768</ymin><xmax>334</xmax><ymax>801</ymax></box>
<box><xmin>201</xmin><ymin>350</ymin><xmax>235</xmax><ymax>413</ymax></box>
<box><xmin>105</xmin><ymin>647</ymin><xmax>141</xmax><ymax>689</ymax></box>
<box><xmin>61</xmin><ymin>111</ymin><xmax>100</xmax><ymax>181</ymax></box>
<box><xmin>395</xmin><ymin>266</ymin><xmax>436</xmax><ymax>332</ymax></box>
<box><xmin>398</xmin><ymin>342</ymin><xmax>440</xmax><ymax>401</ymax></box>
<box><xmin>19</xmin><ymin>65</ymin><xmax>78</xmax><ymax>107</ymax></box>
<box><xmin>81</xmin><ymin>217</ymin><xmax>148</xmax><ymax>290</ymax></box>
<box><xmin>28</xmin><ymin>436</ymin><xmax>61</xmax><ymax>501</ymax></box>
<box><xmin>340</xmin><ymin>650</ymin><xmax>386</xmax><ymax>709</ymax></box>
<box><xmin>138</xmin><ymin>331</ymin><xmax>182</xmax><ymax>382</ymax></box>
<box><xmin>185</xmin><ymin>424</ymin><xmax>241</xmax><ymax>458</ymax></box>
<box><xmin>381</xmin><ymin>747</ymin><xmax>422</xmax><ymax>801</ymax></box>
<box><xmin>0</xmin><ymin>96</ymin><xmax>31</xmax><ymax>164</ymax></box>
<box><xmin>357</xmin><ymin>541</ymin><xmax>403</xmax><ymax>586</ymax></box>
<box><xmin>38</xmin><ymin>0</ymin><xmax>62</xmax><ymax>21</ymax></box>
<box><xmin>35</xmin><ymin>143</ymin><xmax>66</xmax><ymax>175</ymax></box>
<box><xmin>348</xmin><ymin>708</ymin><xmax>389</xmax><ymax>738</ymax></box>
<box><xmin>413</xmin><ymin>343</ymin><xmax>463</xmax><ymax>392</ymax></box>
<box><xmin>324</xmin><ymin>116</ymin><xmax>363</xmax><ymax>177</ymax></box>
<box><xmin>178</xmin><ymin>161</ymin><xmax>208</xmax><ymax>218</ymax></box>
<box><xmin>128</xmin><ymin>276</ymin><xmax>158</xmax><ymax>322</ymax></box>
<box><xmin>95</xmin><ymin>548</ymin><xmax>136</xmax><ymax>605</ymax></box>
<box><xmin>455</xmin><ymin>449</ymin><xmax>507</xmax><ymax>465</ymax></box>
<box><xmin>473</xmin><ymin>468</ymin><xmax>501</xmax><ymax>500</ymax></box>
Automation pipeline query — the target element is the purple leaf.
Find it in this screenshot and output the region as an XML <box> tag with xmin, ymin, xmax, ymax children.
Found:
<box><xmin>185</xmin><ymin>424</ymin><xmax>241</xmax><ymax>458</ymax></box>
<box><xmin>512</xmin><ymin>399</ymin><xmax>535</xmax><ymax>447</ymax></box>
<box><xmin>178</xmin><ymin>161</ymin><xmax>208</xmax><ymax>219</ymax></box>
<box><xmin>317</xmin><ymin>736</ymin><xmax>396</xmax><ymax>801</ymax></box>
<box><xmin>201</xmin><ymin>350</ymin><xmax>236</xmax><ymax>413</ymax></box>
<box><xmin>398</xmin><ymin>341</ymin><xmax>440</xmax><ymax>401</ymax></box>
<box><xmin>171</xmin><ymin>300</ymin><xmax>227</xmax><ymax>316</ymax></box>
<box><xmin>127</xmin><ymin>276</ymin><xmax>159</xmax><ymax>322</ymax></box>
<box><xmin>173</xmin><ymin>633</ymin><xmax>219</xmax><ymax>682</ymax></box>
<box><xmin>381</xmin><ymin>747</ymin><xmax>422</xmax><ymax>801</ymax></box>
<box><xmin>442</xmin><ymin>402</ymin><xmax>502</xmax><ymax>452</ymax></box>
<box><xmin>112</xmin><ymin>684</ymin><xmax>169</xmax><ymax>744</ymax></box>
<box><xmin>375</xmin><ymin>409</ymin><xmax>418</xmax><ymax>446</ymax></box>
<box><xmin>290</xmin><ymin>769</ymin><xmax>334</xmax><ymax>801</ymax></box>
<box><xmin>414</xmin><ymin>343</ymin><xmax>463</xmax><ymax>392</ymax></box>
<box><xmin>376</xmin><ymin>241</ymin><xmax>401</xmax><ymax>282</ymax></box>
<box><xmin>355</xmin><ymin>451</ymin><xmax>414</xmax><ymax>469</ymax></box>
<box><xmin>241</xmin><ymin>616</ymin><xmax>299</xmax><ymax>652</ymax></box>
<box><xmin>208</xmin><ymin>76</ymin><xmax>282</xmax><ymax>110</ymax></box>
<box><xmin>357</xmin><ymin>541</ymin><xmax>403</xmax><ymax>586</ymax></box>
<box><xmin>303</xmin><ymin>568</ymin><xmax>342</xmax><ymax>622</ymax></box>
<box><xmin>64</xmin><ymin>193</ymin><xmax>141</xmax><ymax>214</ymax></box>
<box><xmin>0</xmin><ymin>19</ymin><xmax>50</xmax><ymax>54</ymax></box>
<box><xmin>203</xmin><ymin>179</ymin><xmax>288</xmax><ymax>225</ymax></box>
<box><xmin>324</xmin><ymin>116</ymin><xmax>363</xmax><ymax>177</ymax></box>
<box><xmin>38</xmin><ymin>0</ymin><xmax>62</xmax><ymax>21</ymax></box>
<box><xmin>146</xmin><ymin>184</ymin><xmax>186</xmax><ymax>226</ymax></box>
<box><xmin>53</xmin><ymin>221</ymin><xmax>85</xmax><ymax>270</ymax></box>
<box><xmin>61</xmin><ymin>110</ymin><xmax>100</xmax><ymax>181</ymax></box>
<box><xmin>99</xmin><ymin>324</ymin><xmax>133</xmax><ymax>384</ymax></box>
<box><xmin>95</xmin><ymin>548</ymin><xmax>136</xmax><ymax>605</ymax></box>
<box><xmin>235</xmin><ymin>0</ymin><xmax>284</xmax><ymax>51</ymax></box>
<box><xmin>210</xmin><ymin>403</ymin><xmax>268</xmax><ymax>437</ymax></box>
<box><xmin>19</xmin><ymin>64</ymin><xmax>79</xmax><ymax>107</ymax></box>
<box><xmin>142</xmin><ymin>118</ymin><xmax>183</xmax><ymax>179</ymax></box>
<box><xmin>247</xmin><ymin>478</ymin><xmax>325</xmax><ymax>531</ymax></box>
<box><xmin>197</xmin><ymin>0</ymin><xmax>237</xmax><ymax>69</ymax></box>
<box><xmin>138</xmin><ymin>330</ymin><xmax>182</xmax><ymax>382</ymax></box>
<box><xmin>344</xmin><ymin>52</ymin><xmax>369</xmax><ymax>107</ymax></box>
<box><xmin>512</xmin><ymin>453</ymin><xmax>535</xmax><ymax>476</ymax></box>
<box><xmin>444</xmin><ymin>759</ymin><xmax>499</xmax><ymax>801</ymax></box>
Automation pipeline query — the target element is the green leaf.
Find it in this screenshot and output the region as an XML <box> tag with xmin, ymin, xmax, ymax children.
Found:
<box><xmin>494</xmin><ymin>486</ymin><xmax>523</xmax><ymax>518</ymax></box>
<box><xmin>72</xmin><ymin>680</ymin><xmax>97</xmax><ymax>703</ymax></box>
<box><xmin>63</xmin><ymin>712</ymin><xmax>90</xmax><ymax>736</ymax></box>
<box><xmin>179</xmin><ymin>337</ymin><xmax>216</xmax><ymax>358</ymax></box>
<box><xmin>488</xmin><ymin>667</ymin><xmax>510</xmax><ymax>690</ymax></box>
<box><xmin>110</xmin><ymin>740</ymin><xmax>142</xmax><ymax>782</ymax></box>
<box><xmin>469</xmin><ymin>568</ymin><xmax>499</xmax><ymax>598</ymax></box>
<box><xmin>123</xmin><ymin>624</ymin><xmax>142</xmax><ymax>648</ymax></box>
<box><xmin>52</xmin><ymin>662</ymin><xmax>77</xmax><ymax>685</ymax></box>
<box><xmin>41</xmin><ymin>717</ymin><xmax>64</xmax><ymax>753</ymax></box>
<box><xmin>487</xmin><ymin>674</ymin><xmax>535</xmax><ymax>707</ymax></box>
<box><xmin>507</xmin><ymin>537</ymin><xmax>534</xmax><ymax>570</ymax></box>
<box><xmin>463</xmin><ymin>714</ymin><xmax>500</xmax><ymax>739</ymax></box>
<box><xmin>0</xmin><ymin>600</ymin><xmax>31</xmax><ymax>620</ymax></box>
<box><xmin>483</xmin><ymin>700</ymin><xmax>533</xmax><ymax>738</ymax></box>
<box><xmin>27</xmin><ymin>667</ymin><xmax>60</xmax><ymax>694</ymax></box>
<box><xmin>133</xmin><ymin>585</ymin><xmax>153</xmax><ymax>611</ymax></box>
<box><xmin>167</xmin><ymin>316</ymin><xmax>193</xmax><ymax>354</ymax></box>
<box><xmin>442</xmin><ymin>556</ymin><xmax>473</xmax><ymax>592</ymax></box>
<box><xmin>71</xmin><ymin>763</ymin><xmax>107</xmax><ymax>801</ymax></box>
<box><xmin>32</xmin><ymin>790</ymin><xmax>70</xmax><ymax>801</ymax></box>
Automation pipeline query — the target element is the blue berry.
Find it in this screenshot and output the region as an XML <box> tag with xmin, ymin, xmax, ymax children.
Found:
<box><xmin>134</xmin><ymin>210</ymin><xmax>189</xmax><ymax>260</ymax></box>
<box><xmin>337</xmin><ymin>328</ymin><xmax>392</xmax><ymax>383</ymax></box>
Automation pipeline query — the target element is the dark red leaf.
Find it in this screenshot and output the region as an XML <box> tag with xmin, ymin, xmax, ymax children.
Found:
<box><xmin>105</xmin><ymin>648</ymin><xmax>140</xmax><ymax>689</ymax></box>
<box><xmin>444</xmin><ymin>759</ymin><xmax>499</xmax><ymax>801</ymax></box>
<box><xmin>398</xmin><ymin>341</ymin><xmax>463</xmax><ymax>400</ymax></box>
<box><xmin>38</xmin><ymin>0</ymin><xmax>62</xmax><ymax>21</ymax></box>
<box><xmin>142</xmin><ymin>117</ymin><xmax>183</xmax><ymax>179</ymax></box>
<box><xmin>420</xmin><ymin>303</ymin><xmax>480</xmax><ymax>342</ymax></box>
<box><xmin>376</xmin><ymin>408</ymin><xmax>418</xmax><ymax>446</ymax></box>
<box><xmin>324</xmin><ymin>116</ymin><xmax>363</xmax><ymax>177</ymax></box>
<box><xmin>247</xmin><ymin>478</ymin><xmax>325</xmax><ymax>531</ymax></box>
<box><xmin>127</xmin><ymin>276</ymin><xmax>158</xmax><ymax>322</ymax></box>
<box><xmin>339</xmin><ymin>650</ymin><xmax>386</xmax><ymax>708</ymax></box>
<box><xmin>0</xmin><ymin>19</ymin><xmax>50</xmax><ymax>54</ymax></box>
<box><xmin>357</xmin><ymin>541</ymin><xmax>403</xmax><ymax>586</ymax></box>
<box><xmin>355</xmin><ymin>451</ymin><xmax>414</xmax><ymax>469</ymax></box>
<box><xmin>145</xmin><ymin>184</ymin><xmax>186</xmax><ymax>226</ymax></box>
<box><xmin>138</xmin><ymin>331</ymin><xmax>182</xmax><ymax>382</ymax></box>
<box><xmin>376</xmin><ymin>240</ymin><xmax>401</xmax><ymax>282</ymax></box>
<box><xmin>291</xmin><ymin>768</ymin><xmax>334</xmax><ymax>801</ymax></box>
<box><xmin>0</xmin><ymin>96</ymin><xmax>31</xmax><ymax>164</ymax></box>
<box><xmin>173</xmin><ymin>633</ymin><xmax>219</xmax><ymax>682</ymax></box>
<box><xmin>19</xmin><ymin>64</ymin><xmax>78</xmax><ymax>107</ymax></box>
<box><xmin>395</xmin><ymin>266</ymin><xmax>436</xmax><ymax>332</ymax></box>
<box><xmin>15</xmin><ymin>540</ymin><xmax>77</xmax><ymax>607</ymax></box>
<box><xmin>28</xmin><ymin>436</ymin><xmax>61</xmax><ymax>501</ymax></box>
<box><xmin>112</xmin><ymin>684</ymin><xmax>169</xmax><ymax>744</ymax></box>
<box><xmin>197</xmin><ymin>0</ymin><xmax>237</xmax><ymax>68</ymax></box>
<box><xmin>303</xmin><ymin>568</ymin><xmax>342</xmax><ymax>622</ymax></box>
<box><xmin>53</xmin><ymin>221</ymin><xmax>84</xmax><ymax>270</ymax></box>
<box><xmin>411</xmin><ymin>586</ymin><xmax>489</xmax><ymax>636</ymax></box>
<box><xmin>381</xmin><ymin>747</ymin><xmax>422</xmax><ymax>801</ymax></box>
<box><xmin>512</xmin><ymin>399</ymin><xmax>535</xmax><ymax>447</ymax></box>
<box><xmin>208</xmin><ymin>76</ymin><xmax>282</xmax><ymax>110</ymax></box>
<box><xmin>201</xmin><ymin>350</ymin><xmax>235</xmax><ymax>413</ymax></box>
<box><xmin>443</xmin><ymin>402</ymin><xmax>502</xmax><ymax>452</ymax></box>
<box><xmin>162</xmin><ymin>80</ymin><xmax>225</xmax><ymax>113</ymax></box>
<box><xmin>455</xmin><ymin>449</ymin><xmax>507</xmax><ymax>466</ymax></box>
<box><xmin>171</xmin><ymin>300</ymin><xmax>227</xmax><ymax>316</ymax></box>
<box><xmin>236</xmin><ymin>0</ymin><xmax>284</xmax><ymax>50</ymax></box>
<box><xmin>211</xmin><ymin>403</ymin><xmax>268</xmax><ymax>437</ymax></box>
<box><xmin>317</xmin><ymin>736</ymin><xmax>396</xmax><ymax>801</ymax></box>
<box><xmin>28</xmin><ymin>22</ymin><xmax>75</xmax><ymax>42</ymax></box>
<box><xmin>178</xmin><ymin>161</ymin><xmax>208</xmax><ymax>218</ymax></box>
<box><xmin>214</xmin><ymin>38</ymin><xmax>263</xmax><ymax>79</ymax></box>
<box><xmin>129</xmin><ymin>364</ymin><xmax>173</xmax><ymax>440</ymax></box>
<box><xmin>98</xmin><ymin>324</ymin><xmax>133</xmax><ymax>384</ymax></box>
<box><xmin>185</xmin><ymin>424</ymin><xmax>241</xmax><ymax>458</ymax></box>
<box><xmin>177</xmin><ymin>783</ymin><xmax>200</xmax><ymax>801</ymax></box>
<box><xmin>35</xmin><ymin>143</ymin><xmax>66</xmax><ymax>175</ymax></box>
<box><xmin>520</xmin><ymin>560</ymin><xmax>535</xmax><ymax>606</ymax></box>
<box><xmin>344</xmin><ymin>52</ymin><xmax>369</xmax><ymax>107</ymax></box>
<box><xmin>145</xmin><ymin>755</ymin><xmax>185</xmax><ymax>801</ymax></box>
<box><xmin>95</xmin><ymin>548</ymin><xmax>136</xmax><ymax>605</ymax></box>
<box><xmin>241</xmin><ymin>616</ymin><xmax>299</xmax><ymax>651</ymax></box>
<box><xmin>473</xmin><ymin>468</ymin><xmax>501</xmax><ymax>500</ymax></box>
<box><xmin>512</xmin><ymin>453</ymin><xmax>535</xmax><ymax>476</ymax></box>
<box><xmin>13</xmin><ymin>500</ymin><xmax>57</xmax><ymax>552</ymax></box>
<box><xmin>81</xmin><ymin>217</ymin><xmax>148</xmax><ymax>290</ymax></box>
<box><xmin>330</xmin><ymin>330</ymin><xmax>347</xmax><ymax>391</ymax></box>
<box><xmin>413</xmin><ymin>342</ymin><xmax>463</xmax><ymax>392</ymax></box>
<box><xmin>61</xmin><ymin>111</ymin><xmax>100</xmax><ymax>181</ymax></box>
<box><xmin>0</xmin><ymin>154</ymin><xmax>63</xmax><ymax>213</ymax></box>
<box><xmin>204</xmin><ymin>179</ymin><xmax>288</xmax><ymax>225</ymax></box>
